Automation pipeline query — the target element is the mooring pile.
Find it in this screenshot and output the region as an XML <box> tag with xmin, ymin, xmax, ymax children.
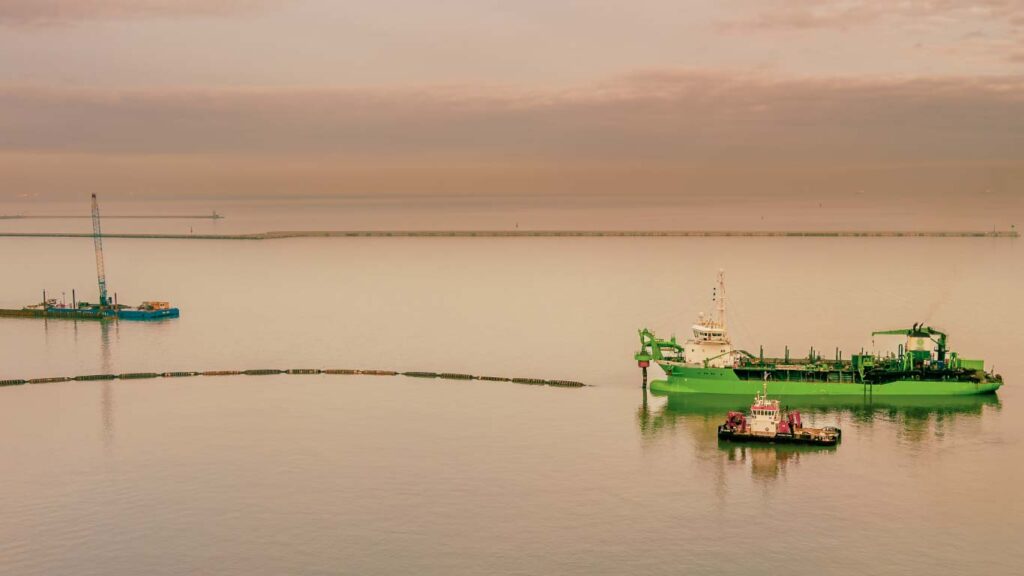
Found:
<box><xmin>0</xmin><ymin>369</ymin><xmax>586</xmax><ymax>389</ymax></box>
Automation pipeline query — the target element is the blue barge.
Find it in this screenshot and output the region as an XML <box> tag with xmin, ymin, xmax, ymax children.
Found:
<box><xmin>0</xmin><ymin>195</ymin><xmax>182</xmax><ymax>322</ymax></box>
<box><xmin>0</xmin><ymin>300</ymin><xmax>179</xmax><ymax>321</ymax></box>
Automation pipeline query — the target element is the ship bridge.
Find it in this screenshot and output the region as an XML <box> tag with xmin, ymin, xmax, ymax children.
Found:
<box><xmin>692</xmin><ymin>318</ymin><xmax>727</xmax><ymax>342</ymax></box>
<box><xmin>682</xmin><ymin>272</ymin><xmax>736</xmax><ymax>368</ymax></box>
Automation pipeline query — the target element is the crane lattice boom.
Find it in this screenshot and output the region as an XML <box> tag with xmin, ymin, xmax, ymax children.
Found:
<box><xmin>91</xmin><ymin>193</ymin><xmax>108</xmax><ymax>307</ymax></box>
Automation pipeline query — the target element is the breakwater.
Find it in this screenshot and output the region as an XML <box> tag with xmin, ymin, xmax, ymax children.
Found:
<box><xmin>0</xmin><ymin>368</ymin><xmax>586</xmax><ymax>389</ymax></box>
<box><xmin>0</xmin><ymin>229</ymin><xmax>1017</xmax><ymax>240</ymax></box>
<box><xmin>0</xmin><ymin>213</ymin><xmax>222</xmax><ymax>220</ymax></box>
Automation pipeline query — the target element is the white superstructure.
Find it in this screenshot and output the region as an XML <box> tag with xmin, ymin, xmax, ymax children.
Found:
<box><xmin>747</xmin><ymin>383</ymin><xmax>781</xmax><ymax>435</ymax></box>
<box><xmin>682</xmin><ymin>270</ymin><xmax>737</xmax><ymax>368</ymax></box>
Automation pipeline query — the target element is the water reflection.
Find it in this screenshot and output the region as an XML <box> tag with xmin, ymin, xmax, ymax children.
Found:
<box><xmin>640</xmin><ymin>390</ymin><xmax>1000</xmax><ymax>437</ymax></box>
<box><xmin>637</xmin><ymin>389</ymin><xmax>1001</xmax><ymax>479</ymax></box>
<box><xmin>719</xmin><ymin>443</ymin><xmax>836</xmax><ymax>481</ymax></box>
<box><xmin>99</xmin><ymin>321</ymin><xmax>116</xmax><ymax>448</ymax></box>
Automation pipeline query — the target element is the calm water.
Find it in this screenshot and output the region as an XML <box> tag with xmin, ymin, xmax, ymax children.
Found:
<box><xmin>1</xmin><ymin>202</ymin><xmax>1022</xmax><ymax>575</ymax></box>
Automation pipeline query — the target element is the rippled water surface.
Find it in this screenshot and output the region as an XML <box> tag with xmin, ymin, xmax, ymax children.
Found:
<box><xmin>1</xmin><ymin>200</ymin><xmax>1022</xmax><ymax>575</ymax></box>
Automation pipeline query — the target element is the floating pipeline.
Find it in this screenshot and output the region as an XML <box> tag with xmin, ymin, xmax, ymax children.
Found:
<box><xmin>321</xmin><ymin>369</ymin><xmax>399</xmax><ymax>376</ymax></box>
<box><xmin>1</xmin><ymin>369</ymin><xmax>587</xmax><ymax>389</ymax></box>
<box><xmin>546</xmin><ymin>380</ymin><xmax>587</xmax><ymax>388</ymax></box>
<box><xmin>512</xmin><ymin>377</ymin><xmax>548</xmax><ymax>385</ymax></box>
<box><xmin>118</xmin><ymin>372</ymin><xmax>161</xmax><ymax>380</ymax></box>
<box><xmin>321</xmin><ymin>368</ymin><xmax>401</xmax><ymax>375</ymax></box>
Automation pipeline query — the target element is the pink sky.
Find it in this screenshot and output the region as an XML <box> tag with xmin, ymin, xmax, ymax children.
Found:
<box><xmin>0</xmin><ymin>0</ymin><xmax>1021</xmax><ymax>202</ymax></box>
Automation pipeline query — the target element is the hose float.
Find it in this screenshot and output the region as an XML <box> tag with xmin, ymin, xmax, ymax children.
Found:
<box><xmin>2</xmin><ymin>368</ymin><xmax>588</xmax><ymax>389</ymax></box>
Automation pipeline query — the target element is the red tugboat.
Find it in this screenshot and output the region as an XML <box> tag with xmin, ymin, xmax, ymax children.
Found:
<box><xmin>718</xmin><ymin>379</ymin><xmax>841</xmax><ymax>446</ymax></box>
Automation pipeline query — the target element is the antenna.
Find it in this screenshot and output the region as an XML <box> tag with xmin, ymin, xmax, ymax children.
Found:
<box><xmin>716</xmin><ymin>269</ymin><xmax>726</xmax><ymax>331</ymax></box>
<box><xmin>91</xmin><ymin>194</ymin><xmax>108</xmax><ymax>307</ymax></box>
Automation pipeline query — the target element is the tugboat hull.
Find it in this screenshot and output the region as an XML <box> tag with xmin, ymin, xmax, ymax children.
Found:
<box><xmin>717</xmin><ymin>425</ymin><xmax>840</xmax><ymax>446</ymax></box>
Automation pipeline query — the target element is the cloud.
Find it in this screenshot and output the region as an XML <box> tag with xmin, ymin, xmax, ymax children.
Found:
<box><xmin>1</xmin><ymin>71</ymin><xmax>1021</xmax><ymax>200</ymax></box>
<box><xmin>1</xmin><ymin>72</ymin><xmax>1022</xmax><ymax>162</ymax></box>
<box><xmin>717</xmin><ymin>1</ymin><xmax>1024</xmax><ymax>66</ymax></box>
<box><xmin>0</xmin><ymin>0</ymin><xmax>280</xmax><ymax>25</ymax></box>
<box><xmin>718</xmin><ymin>1</ymin><xmax>1024</xmax><ymax>31</ymax></box>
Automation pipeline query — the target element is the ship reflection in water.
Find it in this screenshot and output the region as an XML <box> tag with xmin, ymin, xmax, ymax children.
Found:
<box><xmin>719</xmin><ymin>443</ymin><xmax>833</xmax><ymax>481</ymax></box>
<box><xmin>637</xmin><ymin>388</ymin><xmax>1002</xmax><ymax>479</ymax></box>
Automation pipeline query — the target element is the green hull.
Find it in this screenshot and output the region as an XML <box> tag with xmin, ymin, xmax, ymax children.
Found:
<box><xmin>651</xmin><ymin>366</ymin><xmax>1001</xmax><ymax>396</ymax></box>
<box><xmin>651</xmin><ymin>390</ymin><xmax>1001</xmax><ymax>415</ymax></box>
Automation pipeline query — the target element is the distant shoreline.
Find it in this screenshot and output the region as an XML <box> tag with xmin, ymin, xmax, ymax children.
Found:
<box><xmin>0</xmin><ymin>214</ymin><xmax>222</xmax><ymax>220</ymax></box>
<box><xmin>0</xmin><ymin>230</ymin><xmax>1017</xmax><ymax>240</ymax></box>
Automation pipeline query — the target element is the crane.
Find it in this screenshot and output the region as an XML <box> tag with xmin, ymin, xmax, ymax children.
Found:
<box><xmin>872</xmin><ymin>324</ymin><xmax>949</xmax><ymax>365</ymax></box>
<box><xmin>91</xmin><ymin>193</ymin><xmax>109</xmax><ymax>308</ymax></box>
<box><xmin>872</xmin><ymin>324</ymin><xmax>947</xmax><ymax>350</ymax></box>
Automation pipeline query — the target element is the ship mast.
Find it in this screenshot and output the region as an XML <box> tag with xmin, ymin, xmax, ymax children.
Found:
<box><xmin>91</xmin><ymin>194</ymin><xmax>109</xmax><ymax>308</ymax></box>
<box><xmin>715</xmin><ymin>269</ymin><xmax>726</xmax><ymax>331</ymax></box>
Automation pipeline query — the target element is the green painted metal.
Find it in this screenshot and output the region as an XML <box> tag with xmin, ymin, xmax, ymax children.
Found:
<box><xmin>648</xmin><ymin>371</ymin><xmax>1001</xmax><ymax>396</ymax></box>
<box><xmin>636</xmin><ymin>325</ymin><xmax>1003</xmax><ymax>396</ymax></box>
<box><xmin>646</xmin><ymin>389</ymin><xmax>1001</xmax><ymax>417</ymax></box>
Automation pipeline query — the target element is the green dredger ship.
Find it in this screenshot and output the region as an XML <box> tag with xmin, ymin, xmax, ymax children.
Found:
<box><xmin>634</xmin><ymin>272</ymin><xmax>1003</xmax><ymax>396</ymax></box>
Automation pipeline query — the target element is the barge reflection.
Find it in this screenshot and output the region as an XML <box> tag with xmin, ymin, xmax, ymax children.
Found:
<box><xmin>637</xmin><ymin>389</ymin><xmax>1000</xmax><ymax>480</ymax></box>
<box><xmin>638</xmin><ymin>388</ymin><xmax>1001</xmax><ymax>440</ymax></box>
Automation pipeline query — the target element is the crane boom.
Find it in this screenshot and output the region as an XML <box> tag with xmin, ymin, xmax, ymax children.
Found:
<box><xmin>871</xmin><ymin>325</ymin><xmax>947</xmax><ymax>339</ymax></box>
<box><xmin>91</xmin><ymin>193</ymin><xmax>108</xmax><ymax>307</ymax></box>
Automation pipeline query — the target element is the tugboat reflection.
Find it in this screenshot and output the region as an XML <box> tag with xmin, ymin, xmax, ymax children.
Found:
<box><xmin>719</xmin><ymin>443</ymin><xmax>835</xmax><ymax>481</ymax></box>
<box><xmin>637</xmin><ymin>388</ymin><xmax>1001</xmax><ymax>478</ymax></box>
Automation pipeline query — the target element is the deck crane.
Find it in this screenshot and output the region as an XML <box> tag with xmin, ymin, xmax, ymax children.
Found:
<box><xmin>872</xmin><ymin>324</ymin><xmax>949</xmax><ymax>369</ymax></box>
<box><xmin>872</xmin><ymin>325</ymin><xmax>948</xmax><ymax>356</ymax></box>
<box><xmin>91</xmin><ymin>193</ymin><xmax>109</xmax><ymax>308</ymax></box>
